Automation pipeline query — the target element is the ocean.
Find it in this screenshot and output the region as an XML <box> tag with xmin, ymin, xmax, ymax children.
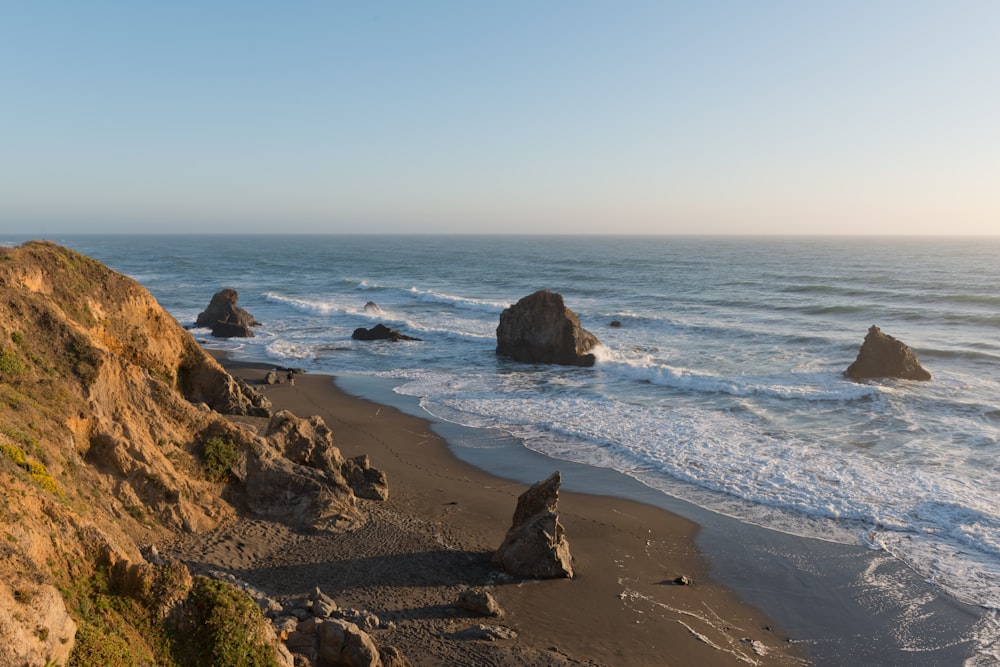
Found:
<box><xmin>14</xmin><ymin>233</ymin><xmax>1000</xmax><ymax>663</ymax></box>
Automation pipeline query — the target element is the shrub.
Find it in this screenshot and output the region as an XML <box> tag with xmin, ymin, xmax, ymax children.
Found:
<box><xmin>202</xmin><ymin>436</ymin><xmax>239</xmax><ymax>483</ymax></box>
<box><xmin>0</xmin><ymin>348</ymin><xmax>25</xmax><ymax>377</ymax></box>
<box><xmin>1</xmin><ymin>442</ymin><xmax>62</xmax><ymax>496</ymax></box>
<box><xmin>171</xmin><ymin>577</ymin><xmax>280</xmax><ymax>667</ymax></box>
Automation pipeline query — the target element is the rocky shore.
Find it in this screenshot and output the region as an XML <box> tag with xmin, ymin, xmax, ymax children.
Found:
<box><xmin>0</xmin><ymin>241</ymin><xmax>802</xmax><ymax>666</ymax></box>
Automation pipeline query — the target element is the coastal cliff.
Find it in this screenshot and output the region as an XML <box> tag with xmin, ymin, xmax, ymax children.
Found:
<box><xmin>0</xmin><ymin>241</ymin><xmax>379</xmax><ymax>666</ymax></box>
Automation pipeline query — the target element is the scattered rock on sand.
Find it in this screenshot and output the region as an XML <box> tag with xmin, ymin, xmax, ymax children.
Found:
<box><xmin>195</xmin><ymin>288</ymin><xmax>260</xmax><ymax>338</ymax></box>
<box><xmin>844</xmin><ymin>325</ymin><xmax>931</xmax><ymax>381</ymax></box>
<box><xmin>457</xmin><ymin>588</ymin><xmax>503</xmax><ymax>617</ymax></box>
<box><xmin>496</xmin><ymin>290</ymin><xmax>600</xmax><ymax>366</ymax></box>
<box><xmin>493</xmin><ymin>471</ymin><xmax>574</xmax><ymax>579</ymax></box>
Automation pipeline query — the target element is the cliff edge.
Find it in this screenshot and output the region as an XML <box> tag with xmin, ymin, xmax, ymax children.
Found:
<box><xmin>0</xmin><ymin>241</ymin><xmax>383</xmax><ymax>666</ymax></box>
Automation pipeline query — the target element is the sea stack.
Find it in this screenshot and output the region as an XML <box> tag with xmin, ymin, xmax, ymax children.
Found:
<box><xmin>195</xmin><ymin>288</ymin><xmax>260</xmax><ymax>338</ymax></box>
<box><xmin>844</xmin><ymin>325</ymin><xmax>931</xmax><ymax>381</ymax></box>
<box><xmin>496</xmin><ymin>290</ymin><xmax>600</xmax><ymax>367</ymax></box>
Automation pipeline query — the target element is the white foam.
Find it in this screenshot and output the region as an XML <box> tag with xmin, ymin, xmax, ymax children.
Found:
<box><xmin>592</xmin><ymin>345</ymin><xmax>878</xmax><ymax>402</ymax></box>
<box><xmin>390</xmin><ymin>367</ymin><xmax>1000</xmax><ymax>613</ymax></box>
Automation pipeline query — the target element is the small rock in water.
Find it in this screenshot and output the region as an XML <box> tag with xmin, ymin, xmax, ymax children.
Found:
<box><xmin>673</xmin><ymin>575</ymin><xmax>693</xmax><ymax>586</ymax></box>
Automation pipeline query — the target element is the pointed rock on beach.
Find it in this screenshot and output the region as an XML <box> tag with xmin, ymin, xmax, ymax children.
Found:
<box><xmin>493</xmin><ymin>471</ymin><xmax>574</xmax><ymax>579</ymax></box>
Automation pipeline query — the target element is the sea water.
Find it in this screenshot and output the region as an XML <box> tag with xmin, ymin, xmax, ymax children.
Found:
<box><xmin>15</xmin><ymin>233</ymin><xmax>1000</xmax><ymax>661</ymax></box>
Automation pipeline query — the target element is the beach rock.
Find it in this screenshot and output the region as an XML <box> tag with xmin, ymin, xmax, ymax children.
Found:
<box><xmin>457</xmin><ymin>589</ymin><xmax>503</xmax><ymax>617</ymax></box>
<box><xmin>231</xmin><ymin>422</ymin><xmax>365</xmax><ymax>532</ymax></box>
<box><xmin>195</xmin><ymin>288</ymin><xmax>260</xmax><ymax>338</ymax></box>
<box><xmin>310</xmin><ymin>586</ymin><xmax>340</xmax><ymax>618</ymax></box>
<box><xmin>844</xmin><ymin>325</ymin><xmax>931</xmax><ymax>381</ymax></box>
<box><xmin>609</xmin><ymin>320</ymin><xmax>622</xmax><ymax>328</ymax></box>
<box><xmin>342</xmin><ymin>454</ymin><xmax>390</xmax><ymax>501</ymax></box>
<box><xmin>266</xmin><ymin>411</ymin><xmax>389</xmax><ymax>502</ymax></box>
<box><xmin>496</xmin><ymin>290</ymin><xmax>600</xmax><ymax>367</ymax></box>
<box><xmin>316</xmin><ymin>618</ymin><xmax>381</xmax><ymax>667</ymax></box>
<box><xmin>352</xmin><ymin>323</ymin><xmax>422</xmax><ymax>342</ymax></box>
<box><xmin>379</xmin><ymin>645</ymin><xmax>414</xmax><ymax>667</ymax></box>
<box><xmin>493</xmin><ymin>471</ymin><xmax>574</xmax><ymax>579</ymax></box>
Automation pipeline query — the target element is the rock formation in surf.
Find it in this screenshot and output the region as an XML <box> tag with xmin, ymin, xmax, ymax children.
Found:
<box><xmin>352</xmin><ymin>323</ymin><xmax>421</xmax><ymax>342</ymax></box>
<box><xmin>495</xmin><ymin>290</ymin><xmax>600</xmax><ymax>367</ymax></box>
<box><xmin>195</xmin><ymin>287</ymin><xmax>260</xmax><ymax>338</ymax></box>
<box><xmin>493</xmin><ymin>471</ymin><xmax>574</xmax><ymax>579</ymax></box>
<box><xmin>844</xmin><ymin>325</ymin><xmax>931</xmax><ymax>381</ymax></box>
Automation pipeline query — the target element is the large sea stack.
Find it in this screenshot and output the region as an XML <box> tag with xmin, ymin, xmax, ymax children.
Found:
<box><xmin>496</xmin><ymin>290</ymin><xmax>600</xmax><ymax>367</ymax></box>
<box><xmin>195</xmin><ymin>288</ymin><xmax>260</xmax><ymax>338</ymax></box>
<box><xmin>844</xmin><ymin>325</ymin><xmax>931</xmax><ymax>381</ymax></box>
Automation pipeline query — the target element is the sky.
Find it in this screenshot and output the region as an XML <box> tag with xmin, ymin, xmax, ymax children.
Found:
<box><xmin>1</xmin><ymin>1</ymin><xmax>998</xmax><ymax>236</ymax></box>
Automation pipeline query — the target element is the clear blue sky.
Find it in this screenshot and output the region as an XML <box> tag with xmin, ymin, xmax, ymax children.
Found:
<box><xmin>2</xmin><ymin>1</ymin><xmax>998</xmax><ymax>235</ymax></box>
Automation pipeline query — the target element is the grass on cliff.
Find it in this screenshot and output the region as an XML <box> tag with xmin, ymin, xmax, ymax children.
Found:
<box><xmin>64</xmin><ymin>565</ymin><xmax>280</xmax><ymax>667</ymax></box>
<box><xmin>63</xmin><ymin>567</ymin><xmax>174</xmax><ymax>667</ymax></box>
<box><xmin>201</xmin><ymin>435</ymin><xmax>239</xmax><ymax>482</ymax></box>
<box><xmin>171</xmin><ymin>577</ymin><xmax>282</xmax><ymax>667</ymax></box>
<box><xmin>0</xmin><ymin>441</ymin><xmax>61</xmax><ymax>497</ymax></box>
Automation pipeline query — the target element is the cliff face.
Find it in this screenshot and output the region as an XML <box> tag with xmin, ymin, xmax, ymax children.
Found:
<box><xmin>0</xmin><ymin>241</ymin><xmax>371</xmax><ymax>666</ymax></box>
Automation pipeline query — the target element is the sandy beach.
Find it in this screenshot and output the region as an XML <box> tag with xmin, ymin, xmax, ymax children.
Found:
<box><xmin>166</xmin><ymin>359</ymin><xmax>805</xmax><ymax>666</ymax></box>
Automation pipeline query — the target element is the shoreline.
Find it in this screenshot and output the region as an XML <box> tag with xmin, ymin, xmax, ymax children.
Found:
<box><xmin>334</xmin><ymin>372</ymin><xmax>991</xmax><ymax>666</ymax></box>
<box><xmin>198</xmin><ymin>357</ymin><xmax>807</xmax><ymax>666</ymax></box>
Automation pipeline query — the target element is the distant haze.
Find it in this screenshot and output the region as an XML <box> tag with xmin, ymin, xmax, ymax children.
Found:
<box><xmin>2</xmin><ymin>2</ymin><xmax>998</xmax><ymax>236</ymax></box>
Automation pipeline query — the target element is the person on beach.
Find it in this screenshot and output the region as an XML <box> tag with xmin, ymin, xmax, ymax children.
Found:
<box><xmin>287</xmin><ymin>370</ymin><xmax>294</xmax><ymax>386</ymax></box>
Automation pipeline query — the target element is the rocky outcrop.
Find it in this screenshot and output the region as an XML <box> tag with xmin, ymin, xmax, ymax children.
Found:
<box><xmin>845</xmin><ymin>325</ymin><xmax>931</xmax><ymax>381</ymax></box>
<box><xmin>0</xmin><ymin>242</ymin><xmax>387</xmax><ymax>665</ymax></box>
<box><xmin>496</xmin><ymin>290</ymin><xmax>600</xmax><ymax>367</ymax></box>
<box><xmin>225</xmin><ymin>410</ymin><xmax>392</xmax><ymax>531</ymax></box>
<box><xmin>493</xmin><ymin>471</ymin><xmax>574</xmax><ymax>579</ymax></box>
<box><xmin>195</xmin><ymin>288</ymin><xmax>260</xmax><ymax>338</ymax></box>
<box><xmin>266</xmin><ymin>411</ymin><xmax>389</xmax><ymax>502</ymax></box>
<box><xmin>0</xmin><ymin>581</ymin><xmax>77</xmax><ymax>667</ymax></box>
<box><xmin>352</xmin><ymin>323</ymin><xmax>422</xmax><ymax>342</ymax></box>
<box><xmin>270</xmin><ymin>585</ymin><xmax>410</xmax><ymax>667</ymax></box>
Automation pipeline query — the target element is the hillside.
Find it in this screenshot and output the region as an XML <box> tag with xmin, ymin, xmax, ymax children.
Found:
<box><xmin>0</xmin><ymin>241</ymin><xmax>387</xmax><ymax>666</ymax></box>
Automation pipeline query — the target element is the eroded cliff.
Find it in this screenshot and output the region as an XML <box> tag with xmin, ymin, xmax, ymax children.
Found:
<box><xmin>0</xmin><ymin>241</ymin><xmax>378</xmax><ymax>666</ymax></box>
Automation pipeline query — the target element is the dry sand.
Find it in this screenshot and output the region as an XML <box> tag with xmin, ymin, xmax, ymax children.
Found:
<box><xmin>170</xmin><ymin>361</ymin><xmax>806</xmax><ymax>666</ymax></box>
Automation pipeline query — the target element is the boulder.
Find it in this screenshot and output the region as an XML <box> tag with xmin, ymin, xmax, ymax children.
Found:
<box><xmin>496</xmin><ymin>290</ymin><xmax>600</xmax><ymax>367</ymax></box>
<box><xmin>352</xmin><ymin>323</ymin><xmax>421</xmax><ymax>342</ymax></box>
<box><xmin>363</xmin><ymin>301</ymin><xmax>382</xmax><ymax>315</ymax></box>
<box><xmin>342</xmin><ymin>454</ymin><xmax>390</xmax><ymax>501</ymax></box>
<box><xmin>493</xmin><ymin>471</ymin><xmax>574</xmax><ymax>579</ymax></box>
<box><xmin>316</xmin><ymin>618</ymin><xmax>381</xmax><ymax>667</ymax></box>
<box><xmin>457</xmin><ymin>589</ymin><xmax>503</xmax><ymax>617</ymax></box>
<box><xmin>195</xmin><ymin>288</ymin><xmax>260</xmax><ymax>338</ymax></box>
<box><xmin>844</xmin><ymin>325</ymin><xmax>931</xmax><ymax>381</ymax></box>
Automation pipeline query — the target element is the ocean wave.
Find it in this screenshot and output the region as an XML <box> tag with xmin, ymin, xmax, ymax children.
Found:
<box><xmin>592</xmin><ymin>346</ymin><xmax>877</xmax><ymax>401</ymax></box>
<box><xmin>264</xmin><ymin>292</ymin><xmax>348</xmax><ymax>316</ymax></box>
<box><xmin>403</xmin><ymin>286</ymin><xmax>509</xmax><ymax>312</ymax></box>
